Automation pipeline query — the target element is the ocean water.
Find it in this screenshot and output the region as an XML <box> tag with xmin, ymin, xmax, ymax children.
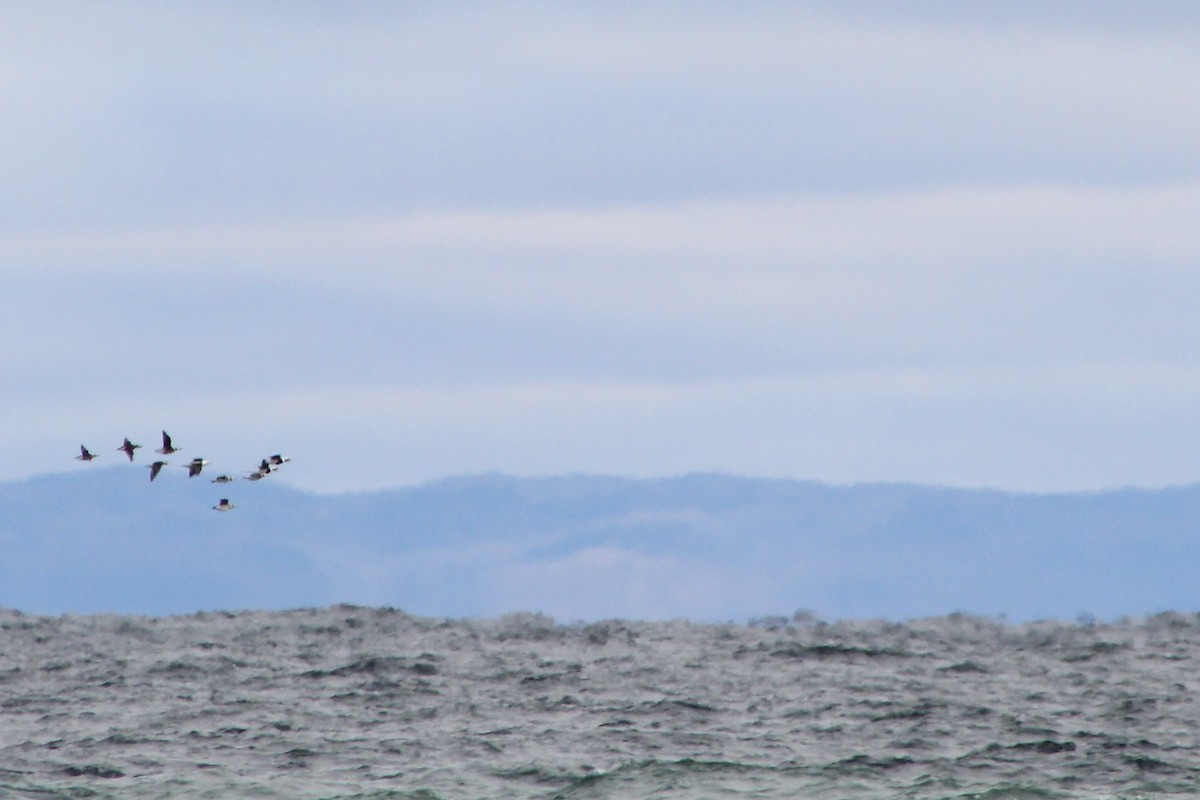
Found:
<box><xmin>1</xmin><ymin>606</ymin><xmax>1198</xmax><ymax>799</ymax></box>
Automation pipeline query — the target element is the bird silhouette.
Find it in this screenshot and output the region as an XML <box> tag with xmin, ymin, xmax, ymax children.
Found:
<box><xmin>156</xmin><ymin>431</ymin><xmax>180</xmax><ymax>455</ymax></box>
<box><xmin>185</xmin><ymin>458</ymin><xmax>210</xmax><ymax>478</ymax></box>
<box><xmin>118</xmin><ymin>438</ymin><xmax>141</xmax><ymax>462</ymax></box>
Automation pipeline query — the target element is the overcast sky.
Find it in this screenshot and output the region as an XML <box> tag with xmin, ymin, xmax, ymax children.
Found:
<box><xmin>6</xmin><ymin>2</ymin><xmax>1200</xmax><ymax>493</ymax></box>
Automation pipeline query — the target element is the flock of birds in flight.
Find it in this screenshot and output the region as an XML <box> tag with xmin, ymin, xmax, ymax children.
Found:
<box><xmin>74</xmin><ymin>431</ymin><xmax>290</xmax><ymax>512</ymax></box>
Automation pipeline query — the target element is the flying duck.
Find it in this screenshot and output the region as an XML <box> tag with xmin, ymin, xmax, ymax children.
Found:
<box><xmin>211</xmin><ymin>475</ymin><xmax>235</xmax><ymax>484</ymax></box>
<box><xmin>148</xmin><ymin>460</ymin><xmax>169</xmax><ymax>481</ymax></box>
<box><xmin>185</xmin><ymin>458</ymin><xmax>211</xmax><ymax>478</ymax></box>
<box><xmin>244</xmin><ymin>459</ymin><xmax>273</xmax><ymax>479</ymax></box>
<box><xmin>268</xmin><ymin>454</ymin><xmax>291</xmax><ymax>466</ymax></box>
<box><xmin>118</xmin><ymin>438</ymin><xmax>141</xmax><ymax>462</ymax></box>
<box><xmin>156</xmin><ymin>431</ymin><xmax>180</xmax><ymax>455</ymax></box>
<box><xmin>213</xmin><ymin>498</ymin><xmax>235</xmax><ymax>512</ymax></box>
<box><xmin>76</xmin><ymin>445</ymin><xmax>98</xmax><ymax>461</ymax></box>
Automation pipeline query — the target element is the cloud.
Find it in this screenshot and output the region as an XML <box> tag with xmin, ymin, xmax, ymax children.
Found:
<box><xmin>3</xmin><ymin>5</ymin><xmax>1200</xmax><ymax>496</ymax></box>
<box><xmin>3</xmin><ymin>3</ymin><xmax>1200</xmax><ymax>231</ymax></box>
<box><xmin>12</xmin><ymin>179</ymin><xmax>1200</xmax><ymax>269</ymax></box>
<box><xmin>5</xmin><ymin>176</ymin><xmax>1200</xmax><ymax>493</ymax></box>
<box><xmin>6</xmin><ymin>183</ymin><xmax>1200</xmax><ymax>374</ymax></box>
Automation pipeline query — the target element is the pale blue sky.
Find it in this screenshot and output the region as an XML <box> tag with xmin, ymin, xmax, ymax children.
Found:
<box><xmin>5</xmin><ymin>2</ymin><xmax>1200</xmax><ymax>493</ymax></box>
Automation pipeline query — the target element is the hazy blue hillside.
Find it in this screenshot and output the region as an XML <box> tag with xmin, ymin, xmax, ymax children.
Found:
<box><xmin>2</xmin><ymin>468</ymin><xmax>1199</xmax><ymax>621</ymax></box>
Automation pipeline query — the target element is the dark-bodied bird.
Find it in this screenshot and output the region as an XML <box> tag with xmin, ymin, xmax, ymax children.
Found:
<box><xmin>268</xmin><ymin>454</ymin><xmax>291</xmax><ymax>466</ymax></box>
<box><xmin>185</xmin><ymin>458</ymin><xmax>210</xmax><ymax>478</ymax></box>
<box><xmin>76</xmin><ymin>445</ymin><xmax>98</xmax><ymax>462</ymax></box>
<box><xmin>211</xmin><ymin>475</ymin><xmax>234</xmax><ymax>484</ymax></box>
<box><xmin>243</xmin><ymin>459</ymin><xmax>273</xmax><ymax>480</ymax></box>
<box><xmin>148</xmin><ymin>460</ymin><xmax>168</xmax><ymax>481</ymax></box>
<box><xmin>156</xmin><ymin>431</ymin><xmax>180</xmax><ymax>455</ymax></box>
<box><xmin>118</xmin><ymin>438</ymin><xmax>141</xmax><ymax>462</ymax></box>
<box><xmin>213</xmin><ymin>498</ymin><xmax>235</xmax><ymax>512</ymax></box>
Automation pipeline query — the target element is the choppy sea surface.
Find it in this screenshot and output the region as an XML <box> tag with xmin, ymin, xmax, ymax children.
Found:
<box><xmin>2</xmin><ymin>606</ymin><xmax>1199</xmax><ymax>799</ymax></box>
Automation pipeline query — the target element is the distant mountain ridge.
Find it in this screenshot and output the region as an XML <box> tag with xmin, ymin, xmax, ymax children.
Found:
<box><xmin>2</xmin><ymin>468</ymin><xmax>1199</xmax><ymax>622</ymax></box>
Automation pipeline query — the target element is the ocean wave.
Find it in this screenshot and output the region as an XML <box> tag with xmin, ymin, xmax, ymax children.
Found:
<box><xmin>1</xmin><ymin>606</ymin><xmax>1199</xmax><ymax>798</ymax></box>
